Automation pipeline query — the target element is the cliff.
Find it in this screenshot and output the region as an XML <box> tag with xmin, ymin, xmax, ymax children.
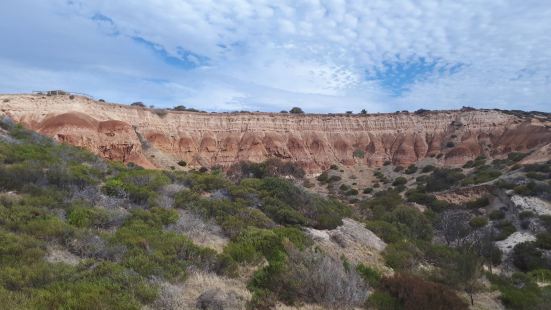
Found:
<box><xmin>1</xmin><ymin>94</ymin><xmax>550</xmax><ymax>172</ymax></box>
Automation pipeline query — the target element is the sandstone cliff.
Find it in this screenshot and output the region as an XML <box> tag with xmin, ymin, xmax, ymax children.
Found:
<box><xmin>1</xmin><ymin>94</ymin><xmax>550</xmax><ymax>172</ymax></box>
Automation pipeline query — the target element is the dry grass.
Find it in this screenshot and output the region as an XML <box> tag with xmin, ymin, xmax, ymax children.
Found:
<box><xmin>306</xmin><ymin>218</ymin><xmax>389</xmax><ymax>272</ymax></box>
<box><xmin>167</xmin><ymin>209</ymin><xmax>229</xmax><ymax>253</ymax></box>
<box><xmin>45</xmin><ymin>245</ymin><xmax>81</xmax><ymax>266</ymax></box>
<box><xmin>150</xmin><ymin>271</ymin><xmax>251</xmax><ymax>310</ymax></box>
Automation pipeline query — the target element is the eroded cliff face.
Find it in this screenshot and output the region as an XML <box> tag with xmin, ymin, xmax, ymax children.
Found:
<box><xmin>1</xmin><ymin>94</ymin><xmax>550</xmax><ymax>172</ymax></box>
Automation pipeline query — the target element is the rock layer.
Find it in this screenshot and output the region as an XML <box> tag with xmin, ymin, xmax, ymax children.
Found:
<box><xmin>1</xmin><ymin>94</ymin><xmax>550</xmax><ymax>172</ymax></box>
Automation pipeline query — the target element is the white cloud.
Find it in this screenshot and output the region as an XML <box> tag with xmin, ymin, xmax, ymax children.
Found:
<box><xmin>0</xmin><ymin>0</ymin><xmax>550</xmax><ymax>112</ymax></box>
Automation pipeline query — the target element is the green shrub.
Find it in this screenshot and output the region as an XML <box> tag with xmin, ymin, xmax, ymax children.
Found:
<box><xmin>462</xmin><ymin>166</ymin><xmax>502</xmax><ymax>185</ymax></box>
<box><xmin>316</xmin><ymin>172</ymin><xmax>329</xmax><ymax>183</ymax></box>
<box><xmin>289</xmin><ymin>107</ymin><xmax>304</xmax><ymax>114</ymax></box>
<box><xmin>405</xmin><ymin>165</ymin><xmax>418</xmax><ymax>174</ymax></box>
<box><xmin>425</xmin><ymin>168</ymin><xmax>465</xmax><ymax>192</ymax></box>
<box><xmin>392</xmin><ymin>177</ymin><xmax>407</xmax><ymax>186</ymax></box>
<box><xmin>227</xmin><ymin>159</ymin><xmax>305</xmax><ymax>180</ymax></box>
<box><xmin>353</xmin><ymin>149</ymin><xmax>365</xmax><ymax>158</ymax></box>
<box><xmin>489</xmin><ymin>209</ymin><xmax>505</xmax><ymax>220</ymax></box>
<box><xmin>488</xmin><ymin>272</ymin><xmax>548</xmax><ymax>309</ymax></box>
<box><xmin>67</xmin><ymin>205</ymin><xmax>111</xmax><ymax>228</ymax></box>
<box><xmin>512</xmin><ymin>242</ymin><xmax>547</xmax><ymax>272</ymax></box>
<box><xmin>383</xmin><ymin>241</ymin><xmax>423</xmax><ymax>270</ymax></box>
<box><xmin>363</xmin><ymin>187</ymin><xmax>373</xmax><ymax>194</ymax></box>
<box><xmin>356</xmin><ymin>264</ymin><xmax>382</xmax><ymax>286</ymax></box>
<box><xmin>508</xmin><ymin>152</ymin><xmax>527</xmax><ymax>162</ymax></box>
<box><xmin>494</xmin><ymin>221</ymin><xmax>516</xmax><ymax>241</ymax></box>
<box><xmin>328</xmin><ymin>175</ymin><xmax>342</xmax><ymax>182</ymax></box>
<box><xmin>367</xmin><ymin>291</ymin><xmax>401</xmax><ymax>310</ymax></box>
<box><xmin>384</xmin><ymin>206</ymin><xmax>433</xmax><ymax>241</ymax></box>
<box><xmin>519</xmin><ymin>211</ymin><xmax>535</xmax><ymax>220</ymax></box>
<box><xmin>466</xmin><ymin>197</ymin><xmax>490</xmax><ymax>209</ymax></box>
<box><xmin>469</xmin><ymin>216</ymin><xmax>488</xmax><ymax>229</ymax></box>
<box><xmin>535</xmin><ymin>232</ymin><xmax>551</xmax><ymax>250</ymax></box>
<box><xmin>366</xmin><ymin>220</ymin><xmax>404</xmax><ymax>243</ymax></box>
<box><xmin>539</xmin><ymin>215</ymin><xmax>551</xmax><ymax>232</ymax></box>
<box><xmin>421</xmin><ymin>165</ymin><xmax>435</xmax><ymax>173</ymax></box>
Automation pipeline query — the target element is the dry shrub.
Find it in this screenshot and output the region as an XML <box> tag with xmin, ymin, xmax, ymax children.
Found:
<box><xmin>276</xmin><ymin>244</ymin><xmax>369</xmax><ymax>308</ymax></box>
<box><xmin>154</xmin><ymin>109</ymin><xmax>168</xmax><ymax>117</ymax></box>
<box><xmin>167</xmin><ymin>210</ymin><xmax>228</xmax><ymax>252</ymax></box>
<box><xmin>151</xmin><ymin>272</ymin><xmax>251</xmax><ymax>310</ymax></box>
<box><xmin>380</xmin><ymin>273</ymin><xmax>468</xmax><ymax>310</ymax></box>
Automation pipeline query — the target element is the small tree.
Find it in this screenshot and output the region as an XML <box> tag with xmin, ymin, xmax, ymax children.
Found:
<box><xmin>353</xmin><ymin>149</ymin><xmax>365</xmax><ymax>158</ymax></box>
<box><xmin>131</xmin><ymin>102</ymin><xmax>145</xmax><ymax>107</ymax></box>
<box><xmin>437</xmin><ymin>210</ymin><xmax>472</xmax><ymax>246</ymax></box>
<box><xmin>289</xmin><ymin>107</ymin><xmax>304</xmax><ymax>114</ymax></box>
<box><xmin>173</xmin><ymin>105</ymin><xmax>187</xmax><ymax>111</ymax></box>
<box><xmin>453</xmin><ymin>247</ymin><xmax>483</xmax><ymax>306</ymax></box>
<box><xmin>360</xmin><ymin>109</ymin><xmax>367</xmax><ymax>114</ymax></box>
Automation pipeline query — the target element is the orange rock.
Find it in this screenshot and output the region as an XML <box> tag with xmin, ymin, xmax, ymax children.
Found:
<box><xmin>1</xmin><ymin>94</ymin><xmax>550</xmax><ymax>172</ymax></box>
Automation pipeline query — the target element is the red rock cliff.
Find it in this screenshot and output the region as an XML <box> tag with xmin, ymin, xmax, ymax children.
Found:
<box><xmin>1</xmin><ymin>94</ymin><xmax>550</xmax><ymax>172</ymax></box>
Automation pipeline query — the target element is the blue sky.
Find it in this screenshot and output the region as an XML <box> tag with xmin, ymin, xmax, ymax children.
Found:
<box><xmin>0</xmin><ymin>0</ymin><xmax>550</xmax><ymax>113</ymax></box>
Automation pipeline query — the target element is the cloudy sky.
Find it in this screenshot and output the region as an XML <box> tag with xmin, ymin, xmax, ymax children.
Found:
<box><xmin>1</xmin><ymin>1</ymin><xmax>550</xmax><ymax>112</ymax></box>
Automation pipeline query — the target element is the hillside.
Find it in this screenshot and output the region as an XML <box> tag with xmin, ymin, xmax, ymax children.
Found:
<box><xmin>1</xmin><ymin>112</ymin><xmax>551</xmax><ymax>309</ymax></box>
<box><xmin>1</xmin><ymin>94</ymin><xmax>551</xmax><ymax>310</ymax></box>
<box><xmin>1</xmin><ymin>93</ymin><xmax>550</xmax><ymax>172</ymax></box>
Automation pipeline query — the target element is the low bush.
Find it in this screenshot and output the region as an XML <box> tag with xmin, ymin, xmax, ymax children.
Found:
<box><xmin>488</xmin><ymin>272</ymin><xmax>549</xmax><ymax>310</ymax></box>
<box><xmin>489</xmin><ymin>209</ymin><xmax>505</xmax><ymax>220</ymax></box>
<box><xmin>356</xmin><ymin>264</ymin><xmax>382</xmax><ymax>286</ymax></box>
<box><xmin>494</xmin><ymin>221</ymin><xmax>516</xmax><ymax>241</ymax></box>
<box><xmin>363</xmin><ymin>187</ymin><xmax>373</xmax><ymax>194</ymax></box>
<box><xmin>508</xmin><ymin>152</ymin><xmax>527</xmax><ymax>162</ymax></box>
<box><xmin>392</xmin><ymin>176</ymin><xmax>407</xmax><ymax>186</ymax></box>
<box><xmin>67</xmin><ymin>205</ymin><xmax>111</xmax><ymax>228</ymax></box>
<box><xmin>383</xmin><ymin>241</ymin><xmax>424</xmax><ymax>270</ymax></box>
<box><xmin>227</xmin><ymin>159</ymin><xmax>305</xmax><ymax>180</ymax></box>
<box><xmin>535</xmin><ymin>232</ymin><xmax>551</xmax><ymax>250</ymax></box>
<box><xmin>353</xmin><ymin>149</ymin><xmax>365</xmax><ymax>158</ymax></box>
<box><xmin>366</xmin><ymin>220</ymin><xmax>404</xmax><ymax>243</ymax></box>
<box><xmin>379</xmin><ymin>273</ymin><xmax>468</xmax><ymax>310</ymax></box>
<box><xmin>425</xmin><ymin>168</ymin><xmax>465</xmax><ymax>192</ymax></box>
<box><xmin>405</xmin><ymin>165</ymin><xmax>418</xmax><ymax>174</ymax></box>
<box><xmin>466</xmin><ymin>197</ymin><xmax>490</xmax><ymax>209</ymax></box>
<box><xmin>469</xmin><ymin>216</ymin><xmax>488</xmax><ymax>229</ymax></box>
<box><xmin>462</xmin><ymin>166</ymin><xmax>502</xmax><ymax>185</ymax></box>
<box><xmin>512</xmin><ymin>242</ymin><xmax>548</xmax><ymax>272</ymax></box>
<box><xmin>421</xmin><ymin>165</ymin><xmax>435</xmax><ymax>173</ymax></box>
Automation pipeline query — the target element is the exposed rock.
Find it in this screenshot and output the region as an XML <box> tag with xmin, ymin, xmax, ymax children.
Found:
<box><xmin>1</xmin><ymin>94</ymin><xmax>550</xmax><ymax>172</ymax></box>
<box><xmin>434</xmin><ymin>185</ymin><xmax>494</xmax><ymax>205</ymax></box>
<box><xmin>511</xmin><ymin>195</ymin><xmax>551</xmax><ymax>215</ymax></box>
<box><xmin>306</xmin><ymin>218</ymin><xmax>387</xmax><ymax>269</ymax></box>
<box><xmin>495</xmin><ymin>232</ymin><xmax>536</xmax><ymax>255</ymax></box>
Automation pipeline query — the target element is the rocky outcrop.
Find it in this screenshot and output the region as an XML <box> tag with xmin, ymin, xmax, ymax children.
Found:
<box><xmin>1</xmin><ymin>94</ymin><xmax>550</xmax><ymax>172</ymax></box>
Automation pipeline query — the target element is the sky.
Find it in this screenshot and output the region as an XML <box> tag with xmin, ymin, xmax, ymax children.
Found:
<box><xmin>0</xmin><ymin>0</ymin><xmax>550</xmax><ymax>113</ymax></box>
